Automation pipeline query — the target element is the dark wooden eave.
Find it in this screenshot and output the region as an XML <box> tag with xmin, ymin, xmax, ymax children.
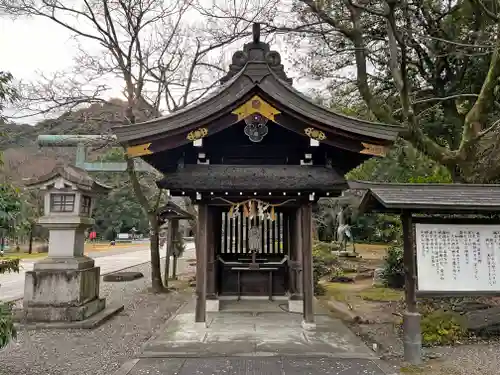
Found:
<box><xmin>350</xmin><ymin>181</ymin><xmax>500</xmax><ymax>214</ymax></box>
<box><xmin>157</xmin><ymin>165</ymin><xmax>347</xmax><ymax>195</ymax></box>
<box><xmin>158</xmin><ymin>201</ymin><xmax>194</xmax><ymax>221</ymax></box>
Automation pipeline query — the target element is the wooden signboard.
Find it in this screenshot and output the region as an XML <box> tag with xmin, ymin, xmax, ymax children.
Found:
<box><xmin>415</xmin><ymin>223</ymin><xmax>500</xmax><ymax>292</ymax></box>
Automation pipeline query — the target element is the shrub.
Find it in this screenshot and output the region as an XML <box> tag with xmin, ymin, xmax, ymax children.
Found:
<box><xmin>420</xmin><ymin>310</ymin><xmax>467</xmax><ymax>346</ymax></box>
<box><xmin>312</xmin><ymin>242</ymin><xmax>339</xmax><ymax>295</ymax></box>
<box><xmin>382</xmin><ymin>245</ymin><xmax>405</xmax><ymax>288</ymax></box>
<box><xmin>0</xmin><ymin>302</ymin><xmax>16</xmax><ymax>349</ymax></box>
<box><xmin>0</xmin><ymin>258</ymin><xmax>19</xmax><ymax>349</ymax></box>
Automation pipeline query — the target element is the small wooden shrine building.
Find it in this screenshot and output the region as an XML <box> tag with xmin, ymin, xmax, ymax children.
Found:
<box><xmin>113</xmin><ymin>24</ymin><xmax>401</xmax><ymax>325</ymax></box>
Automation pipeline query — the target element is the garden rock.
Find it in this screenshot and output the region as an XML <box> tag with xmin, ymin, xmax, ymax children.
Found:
<box><xmin>103</xmin><ymin>272</ymin><xmax>144</xmax><ymax>282</ymax></box>
<box><xmin>372</xmin><ymin>268</ymin><xmax>384</xmax><ymax>287</ymax></box>
<box><xmin>465</xmin><ymin>306</ymin><xmax>500</xmax><ymax>331</ymax></box>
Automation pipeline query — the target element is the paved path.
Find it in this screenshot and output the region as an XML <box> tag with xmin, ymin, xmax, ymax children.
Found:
<box><xmin>0</xmin><ymin>243</ymin><xmax>153</xmax><ymax>302</ymax></box>
<box><xmin>121</xmin><ymin>357</ymin><xmax>389</xmax><ymax>374</ymax></box>
<box><xmin>115</xmin><ymin>299</ymin><xmax>395</xmax><ymax>374</ymax></box>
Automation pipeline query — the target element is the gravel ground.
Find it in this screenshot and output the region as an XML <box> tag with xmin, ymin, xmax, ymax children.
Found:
<box><xmin>422</xmin><ymin>342</ymin><xmax>500</xmax><ymax>375</ymax></box>
<box><xmin>355</xmin><ymin>323</ymin><xmax>500</xmax><ymax>374</ymax></box>
<box><xmin>0</xmin><ymin>261</ymin><xmax>192</xmax><ymax>375</ymax></box>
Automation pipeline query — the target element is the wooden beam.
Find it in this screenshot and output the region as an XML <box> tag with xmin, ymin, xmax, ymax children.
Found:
<box><xmin>195</xmin><ymin>203</ymin><xmax>208</xmax><ymax>323</ymax></box>
<box><xmin>301</xmin><ymin>203</ymin><xmax>314</xmax><ymax>324</ymax></box>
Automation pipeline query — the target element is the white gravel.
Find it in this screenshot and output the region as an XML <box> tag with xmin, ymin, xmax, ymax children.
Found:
<box><xmin>0</xmin><ymin>261</ymin><xmax>191</xmax><ymax>375</ymax></box>
<box><xmin>426</xmin><ymin>342</ymin><xmax>500</xmax><ymax>375</ymax></box>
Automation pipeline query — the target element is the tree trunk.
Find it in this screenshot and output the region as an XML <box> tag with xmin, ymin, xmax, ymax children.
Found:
<box><xmin>28</xmin><ymin>224</ymin><xmax>34</xmax><ymax>254</ymax></box>
<box><xmin>149</xmin><ymin>214</ymin><xmax>164</xmax><ymax>293</ymax></box>
<box><xmin>172</xmin><ymin>255</ymin><xmax>178</xmax><ymax>280</ymax></box>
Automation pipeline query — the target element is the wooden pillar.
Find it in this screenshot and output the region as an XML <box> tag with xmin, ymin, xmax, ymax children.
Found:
<box><xmin>295</xmin><ymin>207</ymin><xmax>303</xmax><ymax>297</ymax></box>
<box><xmin>301</xmin><ymin>202</ymin><xmax>314</xmax><ymax>324</ymax></box>
<box><xmin>163</xmin><ymin>218</ymin><xmax>177</xmax><ymax>286</ymax></box>
<box><xmin>402</xmin><ymin>211</ymin><xmax>417</xmax><ymax>312</ymax></box>
<box><xmin>207</xmin><ymin>207</ymin><xmax>219</xmax><ymax>298</ymax></box>
<box><xmin>401</xmin><ymin>210</ymin><xmax>422</xmax><ymax>364</ymax></box>
<box><xmin>195</xmin><ymin>202</ymin><xmax>208</xmax><ymax>323</ymax></box>
<box><xmin>170</xmin><ymin>219</ymin><xmax>179</xmax><ymax>279</ymax></box>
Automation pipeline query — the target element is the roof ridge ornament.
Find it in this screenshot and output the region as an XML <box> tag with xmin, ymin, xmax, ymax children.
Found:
<box><xmin>220</xmin><ymin>23</ymin><xmax>292</xmax><ymax>85</ymax></box>
<box><xmin>253</xmin><ymin>23</ymin><xmax>260</xmax><ymax>43</ymax></box>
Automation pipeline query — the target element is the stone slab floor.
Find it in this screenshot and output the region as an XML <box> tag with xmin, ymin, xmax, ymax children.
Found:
<box><xmin>114</xmin><ymin>299</ymin><xmax>395</xmax><ymax>374</ymax></box>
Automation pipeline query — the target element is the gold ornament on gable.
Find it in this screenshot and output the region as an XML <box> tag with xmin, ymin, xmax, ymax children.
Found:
<box><xmin>232</xmin><ymin>95</ymin><xmax>281</xmax><ymax>122</ymax></box>
<box><xmin>304</xmin><ymin>127</ymin><xmax>326</xmax><ymax>141</ymax></box>
<box><xmin>187</xmin><ymin>127</ymin><xmax>208</xmax><ymax>141</ymax></box>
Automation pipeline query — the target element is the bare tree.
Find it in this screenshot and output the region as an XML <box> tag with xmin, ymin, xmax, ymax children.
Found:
<box><xmin>204</xmin><ymin>0</ymin><xmax>500</xmax><ymax>183</ymax></box>
<box><xmin>2</xmin><ymin>0</ymin><xmax>262</xmax><ymax>292</ymax></box>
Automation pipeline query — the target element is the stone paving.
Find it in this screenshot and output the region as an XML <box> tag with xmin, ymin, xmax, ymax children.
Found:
<box><xmin>123</xmin><ymin>357</ymin><xmax>388</xmax><ymax>374</ymax></box>
<box><xmin>141</xmin><ymin>300</ymin><xmax>376</xmax><ymax>358</ymax></box>
<box><xmin>115</xmin><ymin>299</ymin><xmax>394</xmax><ymax>374</ymax></box>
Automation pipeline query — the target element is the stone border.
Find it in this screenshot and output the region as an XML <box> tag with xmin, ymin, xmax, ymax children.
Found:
<box><xmin>111</xmin><ymin>359</ymin><xmax>140</xmax><ymax>375</ymax></box>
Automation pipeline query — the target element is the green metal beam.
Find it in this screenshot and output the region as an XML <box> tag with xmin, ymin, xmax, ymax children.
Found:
<box><xmin>37</xmin><ymin>135</ymin><xmax>157</xmax><ymax>173</ymax></box>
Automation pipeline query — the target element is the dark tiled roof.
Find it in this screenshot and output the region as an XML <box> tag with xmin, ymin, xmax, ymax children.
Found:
<box><xmin>157</xmin><ymin>165</ymin><xmax>347</xmax><ymax>193</ymax></box>
<box><xmin>24</xmin><ymin>163</ymin><xmax>111</xmax><ymax>192</ymax></box>
<box><xmin>158</xmin><ymin>201</ymin><xmax>194</xmax><ymax>221</ymax></box>
<box><xmin>349</xmin><ymin>181</ymin><xmax>500</xmax><ymax>213</ymax></box>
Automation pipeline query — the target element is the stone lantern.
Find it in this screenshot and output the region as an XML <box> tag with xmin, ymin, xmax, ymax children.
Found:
<box><xmin>20</xmin><ymin>164</ymin><xmax>118</xmax><ymax>325</ymax></box>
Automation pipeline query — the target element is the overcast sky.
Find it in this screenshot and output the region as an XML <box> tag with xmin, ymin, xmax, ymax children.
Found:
<box><xmin>1</xmin><ymin>7</ymin><xmax>323</xmax><ymax>125</ymax></box>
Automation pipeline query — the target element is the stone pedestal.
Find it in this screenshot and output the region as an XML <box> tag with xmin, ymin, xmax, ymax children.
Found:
<box><xmin>21</xmin><ymin>218</ymin><xmax>106</xmax><ymax>323</ymax></box>
<box><xmin>206</xmin><ymin>298</ymin><xmax>220</xmax><ymax>312</ymax></box>
<box><xmin>22</xmin><ymin>258</ymin><xmax>105</xmax><ymax>322</ymax></box>
<box><xmin>288</xmin><ymin>298</ymin><xmax>303</xmax><ymax>313</ymax></box>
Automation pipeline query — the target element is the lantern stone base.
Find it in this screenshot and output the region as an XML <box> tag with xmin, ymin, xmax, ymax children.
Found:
<box><xmin>20</xmin><ymin>263</ymin><xmax>108</xmax><ymax>323</ymax></box>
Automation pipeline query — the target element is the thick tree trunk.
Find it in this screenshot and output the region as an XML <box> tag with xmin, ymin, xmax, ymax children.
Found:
<box><xmin>149</xmin><ymin>214</ymin><xmax>164</xmax><ymax>293</ymax></box>
<box><xmin>28</xmin><ymin>224</ymin><xmax>34</xmax><ymax>254</ymax></box>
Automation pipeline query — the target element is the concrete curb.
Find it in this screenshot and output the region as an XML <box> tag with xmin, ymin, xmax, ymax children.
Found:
<box><xmin>139</xmin><ymin>298</ymin><xmax>190</xmax><ymax>352</ymax></box>
<box><xmin>113</xmin><ymin>298</ymin><xmax>190</xmax><ymax>375</ymax></box>
<box><xmin>138</xmin><ymin>351</ymin><xmax>379</xmax><ymax>360</ymax></box>
<box><xmin>2</xmin><ymin>257</ymin><xmax>162</xmax><ymax>304</ymax></box>
<box><xmin>112</xmin><ymin>359</ymin><xmax>140</xmax><ymax>375</ymax></box>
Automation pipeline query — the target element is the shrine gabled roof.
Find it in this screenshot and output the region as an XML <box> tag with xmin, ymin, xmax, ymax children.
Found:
<box><xmin>350</xmin><ymin>181</ymin><xmax>500</xmax><ymax>213</ymax></box>
<box><xmin>112</xmin><ymin>24</ymin><xmax>403</xmax><ymax>157</ymax></box>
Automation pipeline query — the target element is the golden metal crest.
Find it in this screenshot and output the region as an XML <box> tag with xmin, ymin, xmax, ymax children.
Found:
<box><xmin>232</xmin><ymin>95</ymin><xmax>281</xmax><ymax>121</ymax></box>
<box><xmin>304</xmin><ymin>127</ymin><xmax>326</xmax><ymax>141</ymax></box>
<box><xmin>187</xmin><ymin>127</ymin><xmax>208</xmax><ymax>141</ymax></box>
<box><xmin>360</xmin><ymin>142</ymin><xmax>387</xmax><ymax>157</ymax></box>
<box><xmin>126</xmin><ymin>142</ymin><xmax>152</xmax><ymax>157</ymax></box>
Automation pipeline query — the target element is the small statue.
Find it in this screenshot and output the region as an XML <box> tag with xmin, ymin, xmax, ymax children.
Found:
<box><xmin>336</xmin><ymin>207</ymin><xmax>354</xmax><ymax>252</ymax></box>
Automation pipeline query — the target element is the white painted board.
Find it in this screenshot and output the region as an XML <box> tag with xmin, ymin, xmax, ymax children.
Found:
<box><xmin>415</xmin><ymin>223</ymin><xmax>500</xmax><ymax>292</ymax></box>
